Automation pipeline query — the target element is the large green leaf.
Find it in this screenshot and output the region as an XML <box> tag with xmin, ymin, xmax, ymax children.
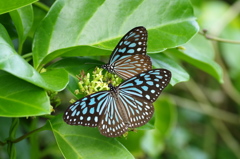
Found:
<box><xmin>0</xmin><ymin>71</ymin><xmax>51</xmax><ymax>117</ymax></box>
<box><xmin>49</xmin><ymin>114</ymin><xmax>134</xmax><ymax>159</ymax></box>
<box><xmin>10</xmin><ymin>5</ymin><xmax>33</xmax><ymax>48</ymax></box>
<box><xmin>167</xmin><ymin>34</ymin><xmax>223</xmax><ymax>83</ymax></box>
<box><xmin>0</xmin><ymin>24</ymin><xmax>68</xmax><ymax>91</ymax></box>
<box><xmin>0</xmin><ymin>0</ymin><xmax>37</xmax><ymax>14</ymax></box>
<box><xmin>33</xmin><ymin>0</ymin><xmax>198</xmax><ymax>69</ymax></box>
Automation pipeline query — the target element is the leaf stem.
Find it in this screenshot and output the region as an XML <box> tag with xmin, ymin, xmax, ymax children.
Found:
<box><xmin>22</xmin><ymin>52</ymin><xmax>33</xmax><ymax>59</ymax></box>
<box><xmin>199</xmin><ymin>30</ymin><xmax>240</xmax><ymax>44</ymax></box>
<box><xmin>11</xmin><ymin>125</ymin><xmax>49</xmax><ymax>144</ymax></box>
<box><xmin>18</xmin><ymin>42</ymin><xmax>23</xmax><ymax>55</ymax></box>
<box><xmin>33</xmin><ymin>2</ymin><xmax>50</xmax><ymax>12</ymax></box>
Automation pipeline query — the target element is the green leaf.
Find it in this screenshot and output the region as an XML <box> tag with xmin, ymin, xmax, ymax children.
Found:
<box><xmin>136</xmin><ymin>123</ymin><xmax>154</xmax><ymax>130</ymax></box>
<box><xmin>0</xmin><ymin>0</ymin><xmax>37</xmax><ymax>14</ymax></box>
<box><xmin>49</xmin><ymin>114</ymin><xmax>134</xmax><ymax>159</ymax></box>
<box><xmin>117</xmin><ymin>132</ymin><xmax>145</xmax><ymax>158</ymax></box>
<box><xmin>167</xmin><ymin>34</ymin><xmax>223</xmax><ymax>83</ymax></box>
<box><xmin>41</xmin><ymin>69</ymin><xmax>69</xmax><ymax>91</ymax></box>
<box><xmin>48</xmin><ymin>57</ymin><xmax>103</xmax><ymax>75</ymax></box>
<box><xmin>150</xmin><ymin>53</ymin><xmax>189</xmax><ymax>85</ymax></box>
<box><xmin>10</xmin><ymin>5</ymin><xmax>33</xmax><ymax>48</ymax></box>
<box><xmin>41</xmin><ymin>46</ymin><xmax>110</xmax><ymax>68</ymax></box>
<box><xmin>0</xmin><ymin>71</ymin><xmax>51</xmax><ymax>117</ymax></box>
<box><xmin>0</xmin><ymin>24</ymin><xmax>68</xmax><ymax>91</ymax></box>
<box><xmin>32</xmin><ymin>0</ymin><xmax>198</xmax><ymax>69</ymax></box>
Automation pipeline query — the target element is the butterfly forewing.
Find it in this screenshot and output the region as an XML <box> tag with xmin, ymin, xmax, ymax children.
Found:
<box><xmin>102</xmin><ymin>26</ymin><xmax>151</xmax><ymax>80</ymax></box>
<box><xmin>63</xmin><ymin>91</ymin><xmax>110</xmax><ymax>127</ymax></box>
<box><xmin>109</xmin><ymin>26</ymin><xmax>147</xmax><ymax>63</ymax></box>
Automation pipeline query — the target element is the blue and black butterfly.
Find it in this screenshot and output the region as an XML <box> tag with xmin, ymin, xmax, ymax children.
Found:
<box><xmin>63</xmin><ymin>69</ymin><xmax>171</xmax><ymax>137</ymax></box>
<box><xmin>102</xmin><ymin>26</ymin><xmax>152</xmax><ymax>80</ymax></box>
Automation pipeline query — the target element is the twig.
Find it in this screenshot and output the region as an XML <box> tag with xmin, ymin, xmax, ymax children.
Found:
<box><xmin>199</xmin><ymin>30</ymin><xmax>240</xmax><ymax>44</ymax></box>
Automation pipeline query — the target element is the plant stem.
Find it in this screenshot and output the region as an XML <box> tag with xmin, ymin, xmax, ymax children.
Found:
<box><xmin>11</xmin><ymin>125</ymin><xmax>49</xmax><ymax>144</ymax></box>
<box><xmin>33</xmin><ymin>2</ymin><xmax>50</xmax><ymax>12</ymax></box>
<box><xmin>199</xmin><ymin>31</ymin><xmax>240</xmax><ymax>44</ymax></box>
<box><xmin>18</xmin><ymin>42</ymin><xmax>23</xmax><ymax>55</ymax></box>
<box><xmin>22</xmin><ymin>52</ymin><xmax>33</xmax><ymax>59</ymax></box>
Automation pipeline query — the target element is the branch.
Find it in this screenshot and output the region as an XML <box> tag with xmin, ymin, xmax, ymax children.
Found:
<box><xmin>199</xmin><ymin>30</ymin><xmax>240</xmax><ymax>44</ymax></box>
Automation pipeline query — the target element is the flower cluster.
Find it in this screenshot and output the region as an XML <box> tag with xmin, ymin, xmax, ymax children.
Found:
<box><xmin>75</xmin><ymin>67</ymin><xmax>122</xmax><ymax>96</ymax></box>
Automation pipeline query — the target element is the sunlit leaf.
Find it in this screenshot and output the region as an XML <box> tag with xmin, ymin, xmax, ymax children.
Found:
<box><xmin>32</xmin><ymin>0</ymin><xmax>198</xmax><ymax>69</ymax></box>
<box><xmin>0</xmin><ymin>0</ymin><xmax>37</xmax><ymax>14</ymax></box>
<box><xmin>10</xmin><ymin>5</ymin><xmax>33</xmax><ymax>47</ymax></box>
<box><xmin>0</xmin><ymin>24</ymin><xmax>68</xmax><ymax>91</ymax></box>
<box><xmin>0</xmin><ymin>71</ymin><xmax>51</xmax><ymax>117</ymax></box>
<box><xmin>49</xmin><ymin>114</ymin><xmax>134</xmax><ymax>159</ymax></box>
<box><xmin>167</xmin><ymin>34</ymin><xmax>223</xmax><ymax>83</ymax></box>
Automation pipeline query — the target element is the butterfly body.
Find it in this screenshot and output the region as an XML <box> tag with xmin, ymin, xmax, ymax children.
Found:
<box><xmin>63</xmin><ymin>69</ymin><xmax>171</xmax><ymax>137</ymax></box>
<box><xmin>102</xmin><ymin>26</ymin><xmax>152</xmax><ymax>80</ymax></box>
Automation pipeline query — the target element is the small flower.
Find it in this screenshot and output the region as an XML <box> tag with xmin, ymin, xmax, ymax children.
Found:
<box><xmin>76</xmin><ymin>67</ymin><xmax>122</xmax><ymax>96</ymax></box>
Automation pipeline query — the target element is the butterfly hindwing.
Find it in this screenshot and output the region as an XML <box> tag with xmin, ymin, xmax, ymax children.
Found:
<box><xmin>118</xmin><ymin>93</ymin><xmax>154</xmax><ymax>128</ymax></box>
<box><xmin>118</xmin><ymin>69</ymin><xmax>171</xmax><ymax>103</ymax></box>
<box><xmin>63</xmin><ymin>91</ymin><xmax>110</xmax><ymax>127</ymax></box>
<box><xmin>97</xmin><ymin>95</ymin><xmax>129</xmax><ymax>137</ymax></box>
<box><xmin>113</xmin><ymin>69</ymin><xmax>171</xmax><ymax>128</ymax></box>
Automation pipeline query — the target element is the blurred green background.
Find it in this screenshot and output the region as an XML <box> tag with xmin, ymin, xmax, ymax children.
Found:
<box><xmin>0</xmin><ymin>0</ymin><xmax>240</xmax><ymax>159</ymax></box>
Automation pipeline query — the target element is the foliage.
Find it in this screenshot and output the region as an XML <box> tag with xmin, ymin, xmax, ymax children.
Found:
<box><xmin>0</xmin><ymin>0</ymin><xmax>239</xmax><ymax>158</ymax></box>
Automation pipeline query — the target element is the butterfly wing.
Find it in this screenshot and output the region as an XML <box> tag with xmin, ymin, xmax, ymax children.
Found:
<box><xmin>97</xmin><ymin>94</ymin><xmax>129</xmax><ymax>137</ymax></box>
<box><xmin>109</xmin><ymin>26</ymin><xmax>148</xmax><ymax>63</ymax></box>
<box><xmin>102</xmin><ymin>26</ymin><xmax>150</xmax><ymax>80</ymax></box>
<box><xmin>113</xmin><ymin>55</ymin><xmax>152</xmax><ymax>80</ymax></box>
<box><xmin>63</xmin><ymin>91</ymin><xmax>110</xmax><ymax>127</ymax></box>
<box><xmin>117</xmin><ymin>69</ymin><xmax>171</xmax><ymax>127</ymax></box>
<box><xmin>63</xmin><ymin>69</ymin><xmax>171</xmax><ymax>137</ymax></box>
<box><xmin>118</xmin><ymin>93</ymin><xmax>154</xmax><ymax>128</ymax></box>
<box><xmin>63</xmin><ymin>89</ymin><xmax>129</xmax><ymax>137</ymax></box>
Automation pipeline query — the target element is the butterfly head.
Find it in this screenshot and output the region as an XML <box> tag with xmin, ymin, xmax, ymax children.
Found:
<box><xmin>101</xmin><ymin>64</ymin><xmax>107</xmax><ymax>69</ymax></box>
<box><xmin>102</xmin><ymin>64</ymin><xmax>115</xmax><ymax>73</ymax></box>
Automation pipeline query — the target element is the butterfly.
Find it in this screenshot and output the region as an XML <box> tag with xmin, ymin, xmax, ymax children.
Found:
<box><xmin>63</xmin><ymin>69</ymin><xmax>171</xmax><ymax>137</ymax></box>
<box><xmin>102</xmin><ymin>26</ymin><xmax>152</xmax><ymax>80</ymax></box>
